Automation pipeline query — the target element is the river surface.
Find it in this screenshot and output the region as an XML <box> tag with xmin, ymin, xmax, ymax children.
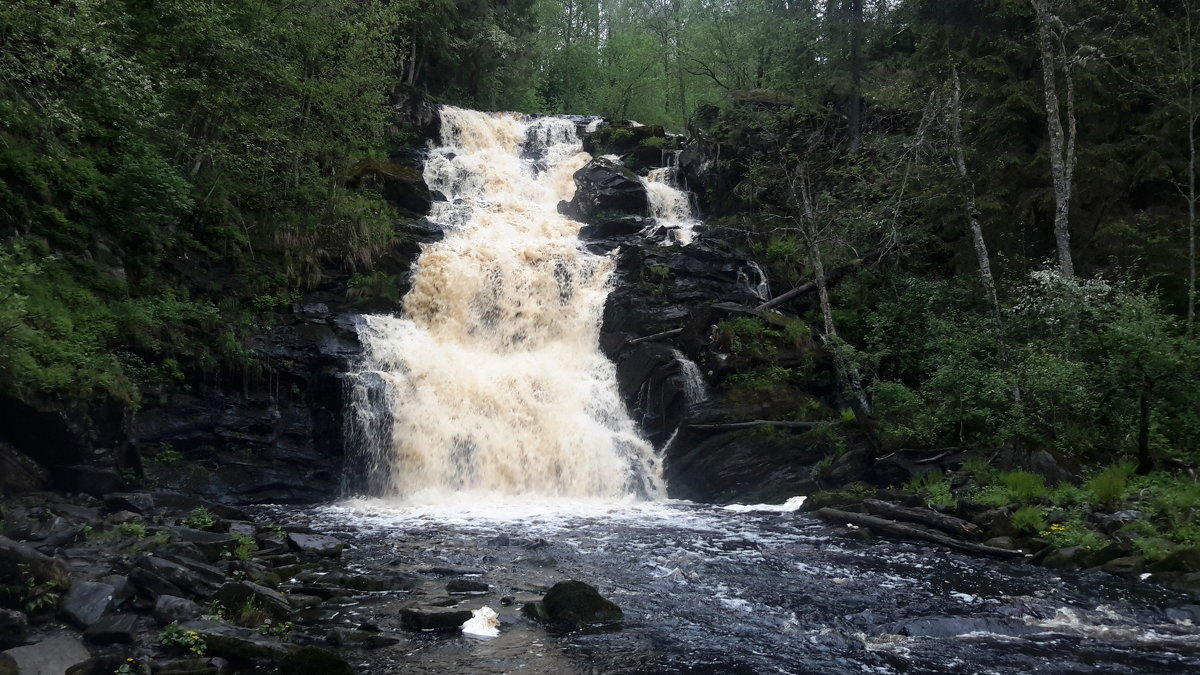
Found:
<box><xmin>259</xmin><ymin>498</ymin><xmax>1200</xmax><ymax>674</ymax></box>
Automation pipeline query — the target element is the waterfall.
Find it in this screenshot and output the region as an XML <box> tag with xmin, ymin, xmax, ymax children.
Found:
<box><xmin>348</xmin><ymin>107</ymin><xmax>664</xmax><ymax>502</ymax></box>
<box><xmin>643</xmin><ymin>163</ymin><xmax>698</xmax><ymax>246</ymax></box>
<box><xmin>738</xmin><ymin>261</ymin><xmax>771</xmax><ymax>302</ymax></box>
<box><xmin>671</xmin><ymin>349</ymin><xmax>709</xmax><ymax>405</ymax></box>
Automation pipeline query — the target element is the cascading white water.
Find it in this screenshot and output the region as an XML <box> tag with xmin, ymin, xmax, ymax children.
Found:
<box><xmin>348</xmin><ymin>107</ymin><xmax>664</xmax><ymax>502</ymax></box>
<box><xmin>643</xmin><ymin>166</ymin><xmax>698</xmax><ymax>245</ymax></box>
<box><xmin>671</xmin><ymin>349</ymin><xmax>709</xmax><ymax>404</ymax></box>
<box><xmin>739</xmin><ymin>261</ymin><xmax>771</xmax><ymax>302</ymax></box>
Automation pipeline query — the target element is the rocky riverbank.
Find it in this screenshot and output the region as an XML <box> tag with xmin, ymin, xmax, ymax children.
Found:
<box><xmin>0</xmin><ymin>490</ymin><xmax>625</xmax><ymax>674</ymax></box>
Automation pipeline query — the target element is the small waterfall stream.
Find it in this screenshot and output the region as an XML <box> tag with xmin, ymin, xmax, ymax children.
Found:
<box><xmin>643</xmin><ymin>163</ymin><xmax>699</xmax><ymax>245</ymax></box>
<box><xmin>348</xmin><ymin>107</ymin><xmax>662</xmax><ymax>502</ymax></box>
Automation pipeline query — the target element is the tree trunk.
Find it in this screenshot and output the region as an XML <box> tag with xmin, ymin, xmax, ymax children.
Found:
<box><xmin>951</xmin><ymin>66</ymin><xmax>1019</xmax><ymax>402</ymax></box>
<box><xmin>847</xmin><ymin>0</ymin><xmax>864</xmax><ymax>154</ymax></box>
<box><xmin>1032</xmin><ymin>0</ymin><xmax>1076</xmax><ymax>277</ymax></box>
<box><xmin>1137</xmin><ymin>387</ymin><xmax>1153</xmax><ymax>474</ymax></box>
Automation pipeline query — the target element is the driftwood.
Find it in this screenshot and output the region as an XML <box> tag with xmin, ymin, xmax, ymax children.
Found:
<box><xmin>813</xmin><ymin>508</ymin><xmax>1024</xmax><ymax>559</ymax></box>
<box><xmin>626</xmin><ymin>327</ymin><xmax>683</xmax><ymax>345</ymax></box>
<box><xmin>862</xmin><ymin>499</ymin><xmax>981</xmax><ymax>539</ymax></box>
<box><xmin>687</xmin><ymin>420</ymin><xmax>829</xmax><ymax>432</ymax></box>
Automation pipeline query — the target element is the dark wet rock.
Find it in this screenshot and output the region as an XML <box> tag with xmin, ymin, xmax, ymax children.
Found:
<box><xmin>279</xmin><ymin>646</ymin><xmax>353</xmax><ymax>675</ymax></box>
<box><xmin>133</xmin><ymin>555</ymin><xmax>221</xmax><ymax>599</ymax></box>
<box><xmin>150</xmin><ymin>658</ymin><xmax>214</xmax><ymax>675</ymax></box>
<box><xmin>286</xmin><ymin>594</ymin><xmax>323</xmax><ymax>610</ymax></box>
<box><xmin>61</xmin><ymin>580</ymin><xmax>117</xmax><ymax>627</ymax></box>
<box><xmin>253</xmin><ymin>531</ymin><xmax>290</xmax><ymax>556</ymax></box>
<box><xmin>0</xmin><ymin>535</ymin><xmax>68</xmax><ymax>585</ymax></box>
<box><xmin>665</xmin><ymin>427</ymin><xmax>821</xmax><ymax>503</ymax></box>
<box><xmin>446</xmin><ymin>579</ymin><xmax>489</xmax><ymax>594</ymax></box>
<box><xmin>1100</xmin><ymin>555</ymin><xmax>1146</xmax><ymax>576</ymax></box>
<box><xmin>287</xmin><ymin>533</ymin><xmax>343</xmax><ymax>557</ymax></box>
<box><xmin>578</xmin><ymin>215</ymin><xmax>647</xmax><ymax>241</ymax></box>
<box><xmin>167</xmin><ymin>528</ymin><xmax>237</xmax><ymax>563</ymax></box>
<box><xmin>321</xmin><ymin>572</ymin><xmax>413</xmax><ymax>592</ymax></box>
<box><xmin>83</xmin><ymin>613</ymin><xmax>139</xmax><ymax>645</ymax></box>
<box><xmin>983</xmin><ymin>537</ymin><xmax>1021</xmax><ymax>551</ymax></box>
<box><xmin>0</xmin><ymin>610</ymin><xmax>27</xmax><ymax>649</ymax></box>
<box><xmin>399</xmin><ymin>607</ymin><xmax>474</xmax><ymax>631</ymax></box>
<box><xmin>582</xmin><ymin>123</ymin><xmax>666</xmax><ymax>156</ymax></box>
<box><xmin>972</xmin><ymin>508</ymin><xmax>1016</xmax><ymax>539</ymax></box>
<box><xmin>523</xmin><ymin>580</ymin><xmax>623</xmax><ymax>626</ymax></box>
<box><xmin>1040</xmin><ymin>546</ymin><xmax>1090</xmax><ymax>569</ymax></box>
<box><xmin>214</xmin><ymin>581</ymin><xmax>292</xmax><ymax>620</ymax></box>
<box><xmin>153</xmin><ymin>595</ymin><xmax>201</xmax><ymax>626</ymax></box>
<box><xmin>180</xmin><ymin>620</ymin><xmax>292</xmax><ymax>661</ymax></box>
<box><xmin>562</xmin><ymin>157</ymin><xmax>648</xmax><ymax>222</ymax></box>
<box><xmin>0</xmin><ymin>636</ymin><xmax>91</xmax><ymax>675</ymax></box>
<box><xmin>58</xmin><ymin>466</ymin><xmax>128</xmax><ymax>498</ymax></box>
<box><xmin>157</xmin><ymin>542</ymin><xmax>207</xmax><ymax>563</ymax></box>
<box><xmin>0</xmin><ymin>443</ymin><xmax>50</xmax><ymax>495</ymax></box>
<box><xmin>1149</xmin><ymin>547</ymin><xmax>1200</xmax><ymax>574</ymax></box>
<box><xmin>227</xmin><ymin>522</ymin><xmax>256</xmax><ymax>538</ymax></box>
<box><xmin>65</xmin><ymin>655</ymin><xmax>146</xmax><ymax>675</ymax></box>
<box><xmin>102</xmin><ymin>493</ymin><xmax>155</xmax><ymax>516</ymax></box>
<box><xmin>881</xmin><ymin>616</ymin><xmax>1041</xmax><ymax>638</ymax></box>
<box><xmin>325</xmin><ymin>627</ymin><xmax>400</xmax><ymax>649</ymax></box>
<box><xmin>1092</xmin><ymin>509</ymin><xmax>1143</xmax><ymax>535</ymax></box>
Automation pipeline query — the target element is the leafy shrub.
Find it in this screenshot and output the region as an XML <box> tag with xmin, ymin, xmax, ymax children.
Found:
<box><xmin>904</xmin><ymin>471</ymin><xmax>956</xmax><ymax>508</ymax></box>
<box><xmin>995</xmin><ymin>471</ymin><xmax>1048</xmax><ymax>504</ymax></box>
<box><xmin>1042</xmin><ymin>515</ymin><xmax>1104</xmax><ymax>549</ymax></box>
<box><xmin>182</xmin><ymin>507</ymin><xmax>216</xmax><ymax>531</ymax></box>
<box><xmin>1011</xmin><ymin>506</ymin><xmax>1047</xmax><ymax>534</ymax></box>
<box><xmin>639</xmin><ymin>135</ymin><xmax>665</xmax><ymax>149</ymax></box>
<box><xmin>1085</xmin><ymin>461</ymin><xmax>1136</xmax><ymax>506</ymax></box>
<box><xmin>117</xmin><ymin>523</ymin><xmax>147</xmax><ymax>538</ymax></box>
<box><xmin>159</xmin><ymin>621</ymin><xmax>206</xmax><ymax>656</ymax></box>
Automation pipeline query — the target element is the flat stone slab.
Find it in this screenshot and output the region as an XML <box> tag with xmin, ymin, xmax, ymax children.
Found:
<box><xmin>0</xmin><ymin>636</ymin><xmax>90</xmax><ymax>675</ymax></box>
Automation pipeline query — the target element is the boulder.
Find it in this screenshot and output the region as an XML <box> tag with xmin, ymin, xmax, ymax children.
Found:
<box><xmin>0</xmin><ymin>443</ymin><xmax>50</xmax><ymax>495</ymax></box>
<box><xmin>398</xmin><ymin>607</ymin><xmax>474</xmax><ymax>631</ymax></box>
<box><xmin>523</xmin><ymin>580</ymin><xmax>623</xmax><ymax>626</ymax></box>
<box><xmin>213</xmin><ymin>581</ymin><xmax>292</xmax><ymax>620</ymax></box>
<box><xmin>278</xmin><ymin>646</ymin><xmax>354</xmax><ymax>675</ymax></box>
<box><xmin>61</xmin><ymin>580</ymin><xmax>117</xmax><ymax>627</ymax></box>
<box><xmin>153</xmin><ymin>595</ymin><xmax>201</xmax><ymax>626</ymax></box>
<box><xmin>102</xmin><ymin>493</ymin><xmax>155</xmax><ymax>516</ymax></box>
<box><xmin>1149</xmin><ymin>547</ymin><xmax>1200</xmax><ymax>574</ymax></box>
<box><xmin>1040</xmin><ymin>546</ymin><xmax>1090</xmax><ymax>569</ymax></box>
<box><xmin>564</xmin><ymin>158</ymin><xmax>648</xmax><ymax>222</ymax></box>
<box><xmin>1100</xmin><ymin>555</ymin><xmax>1146</xmax><ymax>577</ymax></box>
<box><xmin>325</xmin><ymin>628</ymin><xmax>400</xmax><ymax>649</ymax></box>
<box><xmin>578</xmin><ymin>216</ymin><xmax>647</xmax><ymax>241</ymax></box>
<box><xmin>0</xmin><ymin>636</ymin><xmax>91</xmax><ymax>675</ymax></box>
<box><xmin>166</xmin><ymin>528</ymin><xmax>237</xmax><ymax>562</ymax></box>
<box><xmin>82</xmin><ymin>614</ymin><xmax>139</xmax><ymax>645</ymax></box>
<box><xmin>446</xmin><ymin>579</ymin><xmax>489</xmax><ymax>594</ymax></box>
<box><xmin>0</xmin><ymin>536</ymin><xmax>68</xmax><ymax>586</ymax></box>
<box><xmin>179</xmin><ymin>621</ymin><xmax>291</xmax><ymax>661</ymax></box>
<box><xmin>0</xmin><ymin>610</ymin><xmax>27</xmax><ymax>649</ymax></box>
<box><xmin>286</xmin><ymin>533</ymin><xmax>343</xmax><ymax>558</ymax></box>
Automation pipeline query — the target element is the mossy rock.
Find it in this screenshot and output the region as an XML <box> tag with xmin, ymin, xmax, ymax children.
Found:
<box><xmin>583</xmin><ymin>125</ymin><xmax>666</xmax><ymax>156</ymax></box>
<box><xmin>1149</xmin><ymin>547</ymin><xmax>1200</xmax><ymax>574</ymax></box>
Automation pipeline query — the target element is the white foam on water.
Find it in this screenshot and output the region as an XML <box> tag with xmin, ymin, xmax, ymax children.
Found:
<box><xmin>721</xmin><ymin>496</ymin><xmax>807</xmax><ymax>513</ymax></box>
<box><xmin>462</xmin><ymin>606</ymin><xmax>500</xmax><ymax>638</ymax></box>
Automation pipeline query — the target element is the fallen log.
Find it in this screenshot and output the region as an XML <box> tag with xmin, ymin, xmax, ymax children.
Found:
<box><xmin>862</xmin><ymin>499</ymin><xmax>981</xmax><ymax>539</ymax></box>
<box><xmin>626</xmin><ymin>327</ymin><xmax>682</xmax><ymax>345</ymax></box>
<box><xmin>813</xmin><ymin>508</ymin><xmax>1024</xmax><ymax>559</ymax></box>
<box><xmin>688</xmin><ymin>420</ymin><xmax>829</xmax><ymax>432</ymax></box>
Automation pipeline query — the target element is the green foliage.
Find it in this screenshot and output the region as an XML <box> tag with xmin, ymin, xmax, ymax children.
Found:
<box><xmin>1042</xmin><ymin>515</ymin><xmax>1105</xmax><ymax>549</ymax></box>
<box><xmin>149</xmin><ymin>444</ymin><xmax>183</xmax><ymax>465</ymax></box>
<box><xmin>227</xmin><ymin>533</ymin><xmax>257</xmax><ymax>561</ymax></box>
<box><xmin>995</xmin><ymin>471</ymin><xmax>1049</xmax><ymax>504</ymax></box>
<box><xmin>1011</xmin><ymin>506</ymin><xmax>1047</xmax><ymax>535</ymax></box>
<box><xmin>182</xmin><ymin>508</ymin><xmax>216</xmax><ymax>531</ymax></box>
<box><xmin>904</xmin><ymin>471</ymin><xmax>956</xmax><ymax>508</ymax></box>
<box><xmin>1085</xmin><ymin>461</ymin><xmax>1137</xmax><ymax>506</ymax></box>
<box><xmin>159</xmin><ymin>621</ymin><xmax>207</xmax><ymax>656</ymax></box>
<box><xmin>117</xmin><ymin>523</ymin><xmax>147</xmax><ymax>539</ymax></box>
<box><xmin>639</xmin><ymin>136</ymin><xmax>665</xmax><ymax>149</ymax></box>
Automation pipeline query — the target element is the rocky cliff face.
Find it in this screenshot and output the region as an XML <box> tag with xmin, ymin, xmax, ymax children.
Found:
<box><xmin>0</xmin><ymin>88</ymin><xmax>442</xmax><ymax>506</ymax></box>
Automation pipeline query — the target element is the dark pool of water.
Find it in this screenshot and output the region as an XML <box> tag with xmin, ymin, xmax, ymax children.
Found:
<box><xmin>258</xmin><ymin>499</ymin><xmax>1200</xmax><ymax>674</ymax></box>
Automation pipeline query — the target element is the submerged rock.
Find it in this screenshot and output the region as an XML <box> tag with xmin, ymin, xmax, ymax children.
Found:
<box><xmin>399</xmin><ymin>607</ymin><xmax>474</xmax><ymax>631</ymax></box>
<box><xmin>522</xmin><ymin>580</ymin><xmax>623</xmax><ymax>627</ymax></box>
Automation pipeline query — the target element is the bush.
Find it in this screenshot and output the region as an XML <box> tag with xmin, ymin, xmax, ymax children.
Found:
<box><xmin>904</xmin><ymin>471</ymin><xmax>955</xmax><ymax>508</ymax></box>
<box><xmin>159</xmin><ymin>621</ymin><xmax>206</xmax><ymax>656</ymax></box>
<box><xmin>996</xmin><ymin>470</ymin><xmax>1049</xmax><ymax>503</ymax></box>
<box><xmin>1011</xmin><ymin>505</ymin><xmax>1047</xmax><ymax>534</ymax></box>
<box><xmin>182</xmin><ymin>507</ymin><xmax>216</xmax><ymax>531</ymax></box>
<box><xmin>1085</xmin><ymin>461</ymin><xmax>1136</xmax><ymax>506</ymax></box>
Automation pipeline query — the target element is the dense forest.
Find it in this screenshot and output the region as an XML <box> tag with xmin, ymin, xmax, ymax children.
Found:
<box><xmin>3</xmin><ymin>1</ymin><xmax>1200</xmax><ymax>547</ymax></box>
